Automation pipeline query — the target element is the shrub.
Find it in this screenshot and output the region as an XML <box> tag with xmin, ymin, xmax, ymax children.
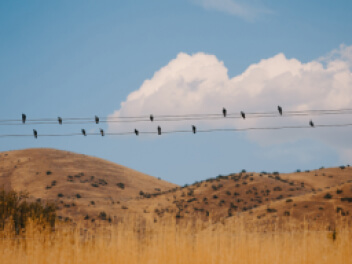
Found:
<box><xmin>324</xmin><ymin>193</ymin><xmax>333</xmax><ymax>199</ymax></box>
<box><xmin>117</xmin><ymin>183</ymin><xmax>125</xmax><ymax>189</ymax></box>
<box><xmin>139</xmin><ymin>190</ymin><xmax>145</xmax><ymax>196</ymax></box>
<box><xmin>213</xmin><ymin>195</ymin><xmax>218</xmax><ymax>199</ymax></box>
<box><xmin>91</xmin><ymin>183</ymin><xmax>99</xmax><ymax>188</ymax></box>
<box><xmin>99</xmin><ymin>211</ymin><xmax>107</xmax><ymax>220</ymax></box>
<box><xmin>76</xmin><ymin>194</ymin><xmax>81</xmax><ymax>198</ymax></box>
<box><xmin>267</xmin><ymin>208</ymin><xmax>277</xmax><ymax>213</ymax></box>
<box><xmin>284</xmin><ymin>211</ymin><xmax>290</xmax><ymax>216</ymax></box>
<box><xmin>58</xmin><ymin>193</ymin><xmax>64</xmax><ymax>198</ymax></box>
<box><xmin>286</xmin><ymin>199</ymin><xmax>293</xmax><ymax>203</ymax></box>
<box><xmin>340</xmin><ymin>165</ymin><xmax>346</xmax><ymax>170</ymax></box>
<box><xmin>337</xmin><ymin>189</ymin><xmax>343</xmax><ymax>194</ymax></box>
<box><xmin>46</xmin><ymin>171</ymin><xmax>52</xmax><ymax>175</ymax></box>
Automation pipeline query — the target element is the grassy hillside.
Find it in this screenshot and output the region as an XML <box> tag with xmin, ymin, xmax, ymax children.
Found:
<box><xmin>0</xmin><ymin>148</ymin><xmax>177</xmax><ymax>222</ymax></box>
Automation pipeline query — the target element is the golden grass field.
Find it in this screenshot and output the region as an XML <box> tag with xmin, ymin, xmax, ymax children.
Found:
<box><xmin>1</xmin><ymin>217</ymin><xmax>352</xmax><ymax>264</ymax></box>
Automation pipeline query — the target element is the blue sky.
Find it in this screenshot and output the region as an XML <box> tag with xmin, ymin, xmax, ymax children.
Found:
<box><xmin>1</xmin><ymin>0</ymin><xmax>352</xmax><ymax>185</ymax></box>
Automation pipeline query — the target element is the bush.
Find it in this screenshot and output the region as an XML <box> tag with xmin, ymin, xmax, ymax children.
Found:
<box><xmin>46</xmin><ymin>171</ymin><xmax>52</xmax><ymax>175</ymax></box>
<box><xmin>267</xmin><ymin>208</ymin><xmax>277</xmax><ymax>213</ymax></box>
<box><xmin>99</xmin><ymin>211</ymin><xmax>107</xmax><ymax>220</ymax></box>
<box><xmin>76</xmin><ymin>194</ymin><xmax>81</xmax><ymax>198</ymax></box>
<box><xmin>337</xmin><ymin>189</ymin><xmax>343</xmax><ymax>194</ymax></box>
<box><xmin>0</xmin><ymin>189</ymin><xmax>56</xmax><ymax>233</ymax></box>
<box><xmin>286</xmin><ymin>199</ymin><xmax>293</xmax><ymax>203</ymax></box>
<box><xmin>117</xmin><ymin>183</ymin><xmax>125</xmax><ymax>189</ymax></box>
<box><xmin>324</xmin><ymin>193</ymin><xmax>333</xmax><ymax>199</ymax></box>
<box><xmin>58</xmin><ymin>193</ymin><xmax>64</xmax><ymax>198</ymax></box>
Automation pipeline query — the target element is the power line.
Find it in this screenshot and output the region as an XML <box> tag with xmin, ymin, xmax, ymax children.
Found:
<box><xmin>0</xmin><ymin>122</ymin><xmax>352</xmax><ymax>138</ymax></box>
<box><xmin>1</xmin><ymin>108</ymin><xmax>352</xmax><ymax>125</ymax></box>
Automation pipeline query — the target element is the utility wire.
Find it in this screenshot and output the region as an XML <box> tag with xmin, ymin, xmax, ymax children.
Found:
<box><xmin>1</xmin><ymin>123</ymin><xmax>352</xmax><ymax>138</ymax></box>
<box><xmin>1</xmin><ymin>108</ymin><xmax>352</xmax><ymax>125</ymax></box>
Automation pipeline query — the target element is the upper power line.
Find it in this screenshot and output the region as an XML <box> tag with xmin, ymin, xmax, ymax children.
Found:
<box><xmin>1</xmin><ymin>107</ymin><xmax>352</xmax><ymax>126</ymax></box>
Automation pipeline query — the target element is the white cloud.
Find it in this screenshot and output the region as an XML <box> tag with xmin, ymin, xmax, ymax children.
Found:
<box><xmin>108</xmin><ymin>45</ymin><xmax>352</xmax><ymax>162</ymax></box>
<box><xmin>191</xmin><ymin>0</ymin><xmax>272</xmax><ymax>21</ymax></box>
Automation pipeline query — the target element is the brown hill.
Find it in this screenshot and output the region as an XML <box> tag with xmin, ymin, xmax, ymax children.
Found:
<box><xmin>124</xmin><ymin>167</ymin><xmax>352</xmax><ymax>229</ymax></box>
<box><xmin>1</xmin><ymin>148</ymin><xmax>351</xmax><ymax>229</ymax></box>
<box><xmin>0</xmin><ymin>148</ymin><xmax>177</xmax><ymax>222</ymax></box>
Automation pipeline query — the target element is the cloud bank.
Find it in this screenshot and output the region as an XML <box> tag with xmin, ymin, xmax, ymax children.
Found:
<box><xmin>108</xmin><ymin>44</ymin><xmax>352</xmax><ymax>162</ymax></box>
<box><xmin>191</xmin><ymin>0</ymin><xmax>272</xmax><ymax>21</ymax></box>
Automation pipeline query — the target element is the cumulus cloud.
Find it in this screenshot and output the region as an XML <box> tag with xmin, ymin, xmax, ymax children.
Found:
<box><xmin>108</xmin><ymin>45</ymin><xmax>352</xmax><ymax>162</ymax></box>
<box><xmin>191</xmin><ymin>0</ymin><xmax>272</xmax><ymax>21</ymax></box>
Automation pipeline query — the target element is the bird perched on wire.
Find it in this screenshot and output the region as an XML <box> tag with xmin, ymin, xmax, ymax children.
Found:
<box><xmin>22</xmin><ymin>113</ymin><xmax>26</xmax><ymax>124</ymax></box>
<box><xmin>150</xmin><ymin>114</ymin><xmax>154</xmax><ymax>122</ymax></box>
<box><xmin>33</xmin><ymin>129</ymin><xmax>37</xmax><ymax>139</ymax></box>
<box><xmin>81</xmin><ymin>129</ymin><xmax>86</xmax><ymax>136</ymax></box>
<box><xmin>58</xmin><ymin>117</ymin><xmax>62</xmax><ymax>125</ymax></box>
<box><xmin>134</xmin><ymin>129</ymin><xmax>139</xmax><ymax>136</ymax></box>
<box><xmin>278</xmin><ymin>105</ymin><xmax>283</xmax><ymax>116</ymax></box>
<box><xmin>100</xmin><ymin>129</ymin><xmax>104</xmax><ymax>136</ymax></box>
<box><xmin>95</xmin><ymin>116</ymin><xmax>99</xmax><ymax>124</ymax></box>
<box><xmin>192</xmin><ymin>125</ymin><xmax>196</xmax><ymax>134</ymax></box>
<box><xmin>309</xmin><ymin>120</ymin><xmax>314</xmax><ymax>127</ymax></box>
<box><xmin>222</xmin><ymin>108</ymin><xmax>227</xmax><ymax>117</ymax></box>
<box><xmin>241</xmin><ymin>111</ymin><xmax>246</xmax><ymax>119</ymax></box>
<box><xmin>157</xmin><ymin>126</ymin><xmax>161</xmax><ymax>135</ymax></box>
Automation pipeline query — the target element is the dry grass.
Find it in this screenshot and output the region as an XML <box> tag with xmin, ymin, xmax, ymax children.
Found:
<box><xmin>1</xmin><ymin>217</ymin><xmax>351</xmax><ymax>264</ymax></box>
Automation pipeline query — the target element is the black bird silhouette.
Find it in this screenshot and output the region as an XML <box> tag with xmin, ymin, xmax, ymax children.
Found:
<box><xmin>81</xmin><ymin>129</ymin><xmax>86</xmax><ymax>136</ymax></box>
<box><xmin>278</xmin><ymin>105</ymin><xmax>283</xmax><ymax>115</ymax></box>
<box><xmin>95</xmin><ymin>116</ymin><xmax>99</xmax><ymax>124</ymax></box>
<box><xmin>222</xmin><ymin>108</ymin><xmax>227</xmax><ymax>117</ymax></box>
<box><xmin>192</xmin><ymin>125</ymin><xmax>196</xmax><ymax>134</ymax></box>
<box><xmin>241</xmin><ymin>111</ymin><xmax>246</xmax><ymax>119</ymax></box>
<box><xmin>157</xmin><ymin>126</ymin><xmax>161</xmax><ymax>135</ymax></box>
<box><xmin>22</xmin><ymin>113</ymin><xmax>26</xmax><ymax>124</ymax></box>
<box><xmin>134</xmin><ymin>129</ymin><xmax>139</xmax><ymax>136</ymax></box>
<box><xmin>150</xmin><ymin>115</ymin><xmax>154</xmax><ymax>122</ymax></box>
<box><xmin>33</xmin><ymin>129</ymin><xmax>37</xmax><ymax>139</ymax></box>
<box><xmin>100</xmin><ymin>129</ymin><xmax>104</xmax><ymax>136</ymax></box>
<box><xmin>58</xmin><ymin>117</ymin><xmax>62</xmax><ymax>125</ymax></box>
<box><xmin>309</xmin><ymin>120</ymin><xmax>314</xmax><ymax>127</ymax></box>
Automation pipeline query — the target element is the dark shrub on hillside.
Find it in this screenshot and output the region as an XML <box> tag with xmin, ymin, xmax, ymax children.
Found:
<box><xmin>324</xmin><ymin>193</ymin><xmax>333</xmax><ymax>199</ymax></box>
<box><xmin>117</xmin><ymin>183</ymin><xmax>125</xmax><ymax>189</ymax></box>
<box><xmin>46</xmin><ymin>171</ymin><xmax>52</xmax><ymax>175</ymax></box>
<box><xmin>99</xmin><ymin>211</ymin><xmax>107</xmax><ymax>220</ymax></box>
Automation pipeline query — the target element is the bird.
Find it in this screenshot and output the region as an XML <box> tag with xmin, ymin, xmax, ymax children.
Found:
<box><xmin>278</xmin><ymin>105</ymin><xmax>283</xmax><ymax>116</ymax></box>
<box><xmin>150</xmin><ymin>114</ymin><xmax>154</xmax><ymax>122</ymax></box>
<box><xmin>81</xmin><ymin>129</ymin><xmax>86</xmax><ymax>136</ymax></box>
<box><xmin>100</xmin><ymin>129</ymin><xmax>104</xmax><ymax>136</ymax></box>
<box><xmin>58</xmin><ymin>117</ymin><xmax>62</xmax><ymax>125</ymax></box>
<box><xmin>134</xmin><ymin>129</ymin><xmax>139</xmax><ymax>136</ymax></box>
<box><xmin>22</xmin><ymin>113</ymin><xmax>26</xmax><ymax>124</ymax></box>
<box><xmin>222</xmin><ymin>108</ymin><xmax>227</xmax><ymax>117</ymax></box>
<box><xmin>157</xmin><ymin>126</ymin><xmax>161</xmax><ymax>135</ymax></box>
<box><xmin>241</xmin><ymin>111</ymin><xmax>246</xmax><ymax>119</ymax></box>
<box><xmin>95</xmin><ymin>116</ymin><xmax>99</xmax><ymax>124</ymax></box>
<box><xmin>33</xmin><ymin>129</ymin><xmax>37</xmax><ymax>139</ymax></box>
<box><xmin>192</xmin><ymin>125</ymin><xmax>196</xmax><ymax>134</ymax></box>
<box><xmin>309</xmin><ymin>120</ymin><xmax>314</xmax><ymax>127</ymax></box>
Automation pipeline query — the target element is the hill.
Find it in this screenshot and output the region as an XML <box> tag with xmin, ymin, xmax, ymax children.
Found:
<box><xmin>1</xmin><ymin>148</ymin><xmax>351</xmax><ymax>229</ymax></box>
<box><xmin>0</xmin><ymin>148</ymin><xmax>177</xmax><ymax>222</ymax></box>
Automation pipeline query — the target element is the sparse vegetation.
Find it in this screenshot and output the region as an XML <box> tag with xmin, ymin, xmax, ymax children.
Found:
<box><xmin>117</xmin><ymin>182</ymin><xmax>125</xmax><ymax>189</ymax></box>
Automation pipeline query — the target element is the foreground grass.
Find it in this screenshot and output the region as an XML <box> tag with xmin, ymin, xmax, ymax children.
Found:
<box><xmin>0</xmin><ymin>217</ymin><xmax>351</xmax><ymax>264</ymax></box>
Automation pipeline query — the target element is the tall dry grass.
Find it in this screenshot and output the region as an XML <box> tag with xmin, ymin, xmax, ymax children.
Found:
<box><xmin>0</xmin><ymin>216</ymin><xmax>351</xmax><ymax>264</ymax></box>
